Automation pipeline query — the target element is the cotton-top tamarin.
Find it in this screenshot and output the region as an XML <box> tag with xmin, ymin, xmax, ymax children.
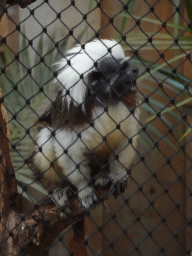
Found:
<box><xmin>30</xmin><ymin>39</ymin><xmax>140</xmax><ymax>209</ymax></box>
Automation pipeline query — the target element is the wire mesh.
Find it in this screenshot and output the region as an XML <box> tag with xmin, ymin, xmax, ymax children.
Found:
<box><xmin>0</xmin><ymin>0</ymin><xmax>192</xmax><ymax>255</ymax></box>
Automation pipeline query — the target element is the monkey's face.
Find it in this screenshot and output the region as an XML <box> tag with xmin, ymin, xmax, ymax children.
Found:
<box><xmin>87</xmin><ymin>57</ymin><xmax>139</xmax><ymax>108</ymax></box>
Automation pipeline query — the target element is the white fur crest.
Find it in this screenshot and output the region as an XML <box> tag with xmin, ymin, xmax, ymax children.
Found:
<box><xmin>56</xmin><ymin>39</ymin><xmax>126</xmax><ymax>107</ymax></box>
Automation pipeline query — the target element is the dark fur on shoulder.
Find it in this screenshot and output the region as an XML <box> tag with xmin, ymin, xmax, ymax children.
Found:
<box><xmin>39</xmin><ymin>90</ymin><xmax>96</xmax><ymax>130</ymax></box>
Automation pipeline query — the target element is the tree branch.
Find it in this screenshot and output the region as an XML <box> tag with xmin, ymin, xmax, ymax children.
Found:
<box><xmin>0</xmin><ymin>0</ymin><xmax>6</xmax><ymax>20</ymax></box>
<box><xmin>19</xmin><ymin>187</ymin><xmax>110</xmax><ymax>254</ymax></box>
<box><xmin>0</xmin><ymin>88</ymin><xmax>112</xmax><ymax>255</ymax></box>
<box><xmin>0</xmin><ymin>90</ymin><xmax>111</xmax><ymax>254</ymax></box>
<box><xmin>1</xmin><ymin>178</ymin><xmax>110</xmax><ymax>255</ymax></box>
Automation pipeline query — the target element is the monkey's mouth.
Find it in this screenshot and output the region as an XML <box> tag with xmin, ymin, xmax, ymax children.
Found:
<box><xmin>122</xmin><ymin>82</ymin><xmax>139</xmax><ymax>108</ymax></box>
<box><xmin>112</xmin><ymin>82</ymin><xmax>138</xmax><ymax>99</ymax></box>
<box><xmin>128</xmin><ymin>82</ymin><xmax>138</xmax><ymax>95</ymax></box>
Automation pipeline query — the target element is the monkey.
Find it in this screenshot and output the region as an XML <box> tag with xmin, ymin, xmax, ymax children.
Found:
<box><xmin>30</xmin><ymin>39</ymin><xmax>141</xmax><ymax>210</ymax></box>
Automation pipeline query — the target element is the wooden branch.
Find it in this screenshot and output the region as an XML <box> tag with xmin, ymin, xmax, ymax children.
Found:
<box><xmin>0</xmin><ymin>88</ymin><xmax>111</xmax><ymax>255</ymax></box>
<box><xmin>0</xmin><ymin>91</ymin><xmax>111</xmax><ymax>254</ymax></box>
<box><xmin>14</xmin><ymin>187</ymin><xmax>110</xmax><ymax>255</ymax></box>
<box><xmin>1</xmin><ymin>187</ymin><xmax>109</xmax><ymax>255</ymax></box>
<box><xmin>0</xmin><ymin>0</ymin><xmax>7</xmax><ymax>21</ymax></box>
<box><xmin>0</xmin><ymin>88</ymin><xmax>21</xmax><ymax>210</ymax></box>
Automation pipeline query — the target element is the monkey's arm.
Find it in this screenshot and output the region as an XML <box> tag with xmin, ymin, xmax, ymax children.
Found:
<box><xmin>95</xmin><ymin>113</ymin><xmax>140</xmax><ymax>196</ymax></box>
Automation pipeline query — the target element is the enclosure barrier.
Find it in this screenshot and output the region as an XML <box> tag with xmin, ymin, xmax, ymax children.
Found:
<box><xmin>0</xmin><ymin>0</ymin><xmax>192</xmax><ymax>255</ymax></box>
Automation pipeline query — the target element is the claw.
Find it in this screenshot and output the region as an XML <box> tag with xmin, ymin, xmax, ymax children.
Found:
<box><xmin>109</xmin><ymin>180</ymin><xmax>127</xmax><ymax>198</ymax></box>
<box><xmin>95</xmin><ymin>176</ymin><xmax>111</xmax><ymax>187</ymax></box>
<box><xmin>51</xmin><ymin>187</ymin><xmax>71</xmax><ymax>217</ymax></box>
<box><xmin>78</xmin><ymin>187</ymin><xmax>97</xmax><ymax>209</ymax></box>
<box><xmin>95</xmin><ymin>176</ymin><xmax>128</xmax><ymax>198</ymax></box>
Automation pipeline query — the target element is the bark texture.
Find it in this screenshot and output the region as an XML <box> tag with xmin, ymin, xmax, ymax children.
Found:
<box><xmin>0</xmin><ymin>87</ymin><xmax>110</xmax><ymax>255</ymax></box>
<box><xmin>0</xmin><ymin>0</ymin><xmax>6</xmax><ymax>20</ymax></box>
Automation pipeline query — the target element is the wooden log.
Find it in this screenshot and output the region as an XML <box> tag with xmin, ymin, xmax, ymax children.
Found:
<box><xmin>0</xmin><ymin>87</ymin><xmax>111</xmax><ymax>255</ymax></box>
<box><xmin>0</xmin><ymin>0</ymin><xmax>6</xmax><ymax>20</ymax></box>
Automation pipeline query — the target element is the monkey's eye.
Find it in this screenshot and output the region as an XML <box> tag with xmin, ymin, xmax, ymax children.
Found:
<box><xmin>133</xmin><ymin>67</ymin><xmax>139</xmax><ymax>77</ymax></box>
<box><xmin>88</xmin><ymin>71</ymin><xmax>101</xmax><ymax>92</ymax></box>
<box><xmin>91</xmin><ymin>80</ymin><xmax>99</xmax><ymax>87</ymax></box>
<box><xmin>89</xmin><ymin>80</ymin><xmax>99</xmax><ymax>94</ymax></box>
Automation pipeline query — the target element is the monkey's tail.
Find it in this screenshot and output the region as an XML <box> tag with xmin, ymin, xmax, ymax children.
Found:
<box><xmin>68</xmin><ymin>218</ymin><xmax>88</xmax><ymax>256</ymax></box>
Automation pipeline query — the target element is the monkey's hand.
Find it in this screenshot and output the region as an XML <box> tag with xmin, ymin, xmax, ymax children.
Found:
<box><xmin>51</xmin><ymin>185</ymin><xmax>97</xmax><ymax>215</ymax></box>
<box><xmin>78</xmin><ymin>186</ymin><xmax>97</xmax><ymax>209</ymax></box>
<box><xmin>51</xmin><ymin>187</ymin><xmax>70</xmax><ymax>217</ymax></box>
<box><xmin>94</xmin><ymin>175</ymin><xmax>128</xmax><ymax>198</ymax></box>
<box><xmin>94</xmin><ymin>158</ymin><xmax>128</xmax><ymax>198</ymax></box>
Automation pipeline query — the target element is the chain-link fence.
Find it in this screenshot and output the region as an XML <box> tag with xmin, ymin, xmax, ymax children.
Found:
<box><xmin>0</xmin><ymin>0</ymin><xmax>192</xmax><ymax>255</ymax></box>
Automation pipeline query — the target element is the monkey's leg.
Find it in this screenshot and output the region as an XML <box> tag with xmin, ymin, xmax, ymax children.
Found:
<box><xmin>95</xmin><ymin>138</ymin><xmax>138</xmax><ymax>197</ymax></box>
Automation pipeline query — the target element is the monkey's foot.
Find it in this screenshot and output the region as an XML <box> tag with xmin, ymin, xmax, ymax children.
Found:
<box><xmin>51</xmin><ymin>187</ymin><xmax>70</xmax><ymax>217</ymax></box>
<box><xmin>109</xmin><ymin>179</ymin><xmax>128</xmax><ymax>198</ymax></box>
<box><xmin>95</xmin><ymin>175</ymin><xmax>128</xmax><ymax>198</ymax></box>
<box><xmin>78</xmin><ymin>187</ymin><xmax>97</xmax><ymax>209</ymax></box>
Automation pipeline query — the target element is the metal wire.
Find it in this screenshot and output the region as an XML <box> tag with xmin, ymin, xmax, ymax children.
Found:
<box><xmin>0</xmin><ymin>0</ymin><xmax>192</xmax><ymax>255</ymax></box>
